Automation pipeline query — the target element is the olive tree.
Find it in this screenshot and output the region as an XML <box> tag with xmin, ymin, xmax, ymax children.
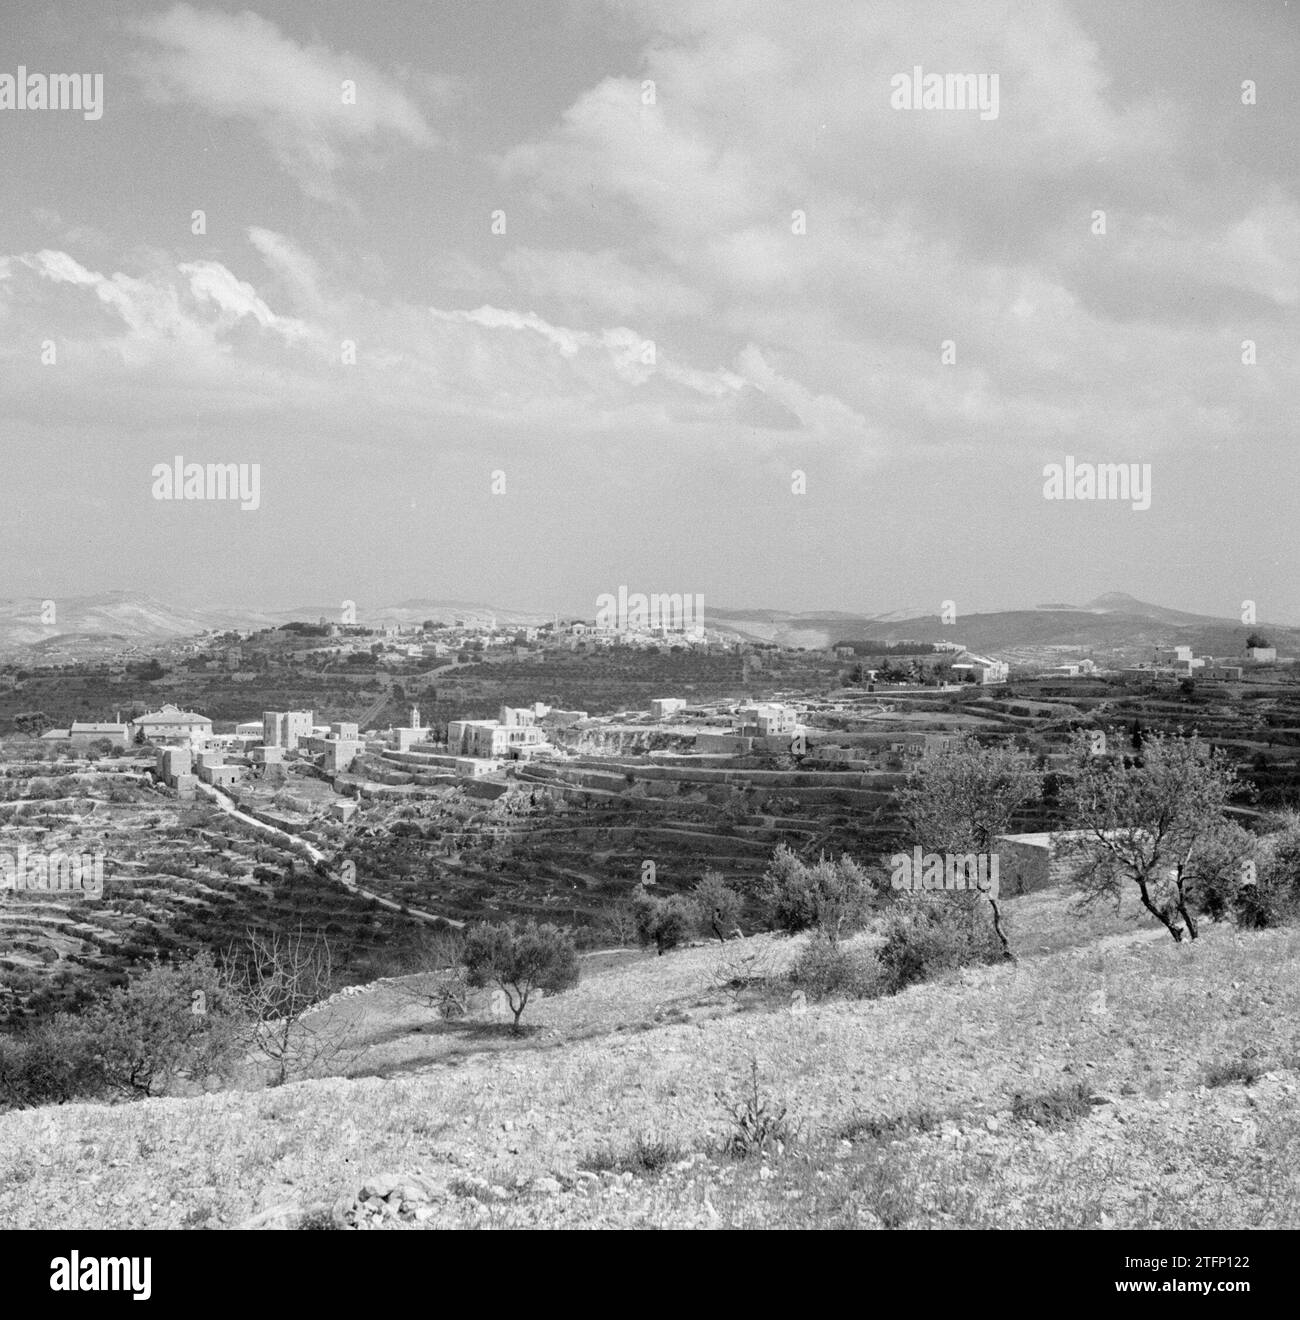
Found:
<box><xmin>894</xmin><ymin>733</ymin><xmax>1041</xmax><ymax>956</ymax></box>
<box><xmin>1060</xmin><ymin>729</ymin><xmax>1244</xmax><ymax>942</ymax></box>
<box><xmin>461</xmin><ymin>920</ymin><xmax>580</xmax><ymax>1031</ymax></box>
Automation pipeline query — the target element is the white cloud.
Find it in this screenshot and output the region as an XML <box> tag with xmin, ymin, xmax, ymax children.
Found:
<box><xmin>134</xmin><ymin>5</ymin><xmax>437</xmax><ymax>203</ymax></box>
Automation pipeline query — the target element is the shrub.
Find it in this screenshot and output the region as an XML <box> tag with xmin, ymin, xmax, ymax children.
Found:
<box><xmin>789</xmin><ymin>935</ymin><xmax>878</xmax><ymax>1001</ymax></box>
<box><xmin>81</xmin><ymin>949</ymin><xmax>244</xmax><ymax>1097</ymax></box>
<box><xmin>632</xmin><ymin>890</ymin><xmax>697</xmax><ymax>955</ymax></box>
<box><xmin>583</xmin><ymin>1133</ymin><xmax>686</xmax><ymax>1178</ymax></box>
<box><xmin>875</xmin><ymin>891</ymin><xmax>1004</xmax><ymax>996</ymax></box>
<box><xmin>1204</xmin><ymin>1054</ymin><xmax>1267</xmax><ymax>1088</ymax></box>
<box><xmin>461</xmin><ymin>920</ymin><xmax>580</xmax><ymax>1031</ymax></box>
<box><xmin>1183</xmin><ymin>821</ymin><xmax>1258</xmax><ymax>923</ymax></box>
<box><xmin>755</xmin><ymin>846</ymin><xmax>876</xmax><ymax>940</ymax></box>
<box><xmin>0</xmin><ymin>1015</ymin><xmax>106</xmax><ymax>1109</ymax></box>
<box><xmin>836</xmin><ymin>1107</ymin><xmax>940</xmax><ymax>1142</ymax></box>
<box><xmin>1240</xmin><ymin>815</ymin><xmax>1300</xmax><ymax>928</ymax></box>
<box><xmin>1010</xmin><ymin>1080</ymin><xmax>1094</xmax><ymax>1128</ymax></box>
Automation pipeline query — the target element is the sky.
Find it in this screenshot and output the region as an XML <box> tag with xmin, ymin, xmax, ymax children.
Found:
<box><xmin>1</xmin><ymin>0</ymin><xmax>1297</xmax><ymax>622</ymax></box>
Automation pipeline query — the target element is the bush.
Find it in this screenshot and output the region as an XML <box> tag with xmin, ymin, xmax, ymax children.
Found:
<box><xmin>1184</xmin><ymin>822</ymin><xmax>1258</xmax><ymax>923</ymax></box>
<box><xmin>0</xmin><ymin>1014</ymin><xmax>106</xmax><ymax>1109</ymax></box>
<box><xmin>876</xmin><ymin>891</ymin><xmax>1004</xmax><ymax>996</ymax></box>
<box><xmin>755</xmin><ymin>846</ymin><xmax>877</xmax><ymax>940</ymax></box>
<box><xmin>632</xmin><ymin>890</ymin><xmax>697</xmax><ymax>955</ymax></box>
<box><xmin>583</xmin><ymin>1133</ymin><xmax>686</xmax><ymax>1178</ymax></box>
<box><xmin>0</xmin><ymin>951</ymin><xmax>242</xmax><ymax>1108</ymax></box>
<box><xmin>1010</xmin><ymin>1080</ymin><xmax>1094</xmax><ymax>1128</ymax></box>
<box><xmin>81</xmin><ymin>949</ymin><xmax>243</xmax><ymax>1097</ymax></box>
<box><xmin>461</xmin><ymin>920</ymin><xmax>580</xmax><ymax>1031</ymax></box>
<box><xmin>1204</xmin><ymin>1053</ymin><xmax>1267</xmax><ymax>1088</ymax></box>
<box><xmin>1240</xmin><ymin>816</ymin><xmax>1300</xmax><ymax>928</ymax></box>
<box><xmin>789</xmin><ymin>935</ymin><xmax>878</xmax><ymax>1001</ymax></box>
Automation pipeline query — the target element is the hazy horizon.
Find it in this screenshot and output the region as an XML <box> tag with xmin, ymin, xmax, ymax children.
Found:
<box><xmin>3</xmin><ymin>584</ymin><xmax>1296</xmax><ymax>630</ymax></box>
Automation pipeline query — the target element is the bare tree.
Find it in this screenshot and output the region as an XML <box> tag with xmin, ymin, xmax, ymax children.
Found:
<box><xmin>223</xmin><ymin>925</ymin><xmax>366</xmax><ymax>1084</ymax></box>
<box><xmin>601</xmin><ymin>899</ymin><xmax>641</xmax><ymax>948</ymax></box>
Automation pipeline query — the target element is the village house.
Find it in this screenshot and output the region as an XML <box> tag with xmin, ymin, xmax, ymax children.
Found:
<box><xmin>732</xmin><ymin>703</ymin><xmax>798</xmax><ymax>737</ymax></box>
<box><xmin>263</xmin><ymin>710</ymin><xmax>313</xmax><ymax>750</ymax></box>
<box><xmin>134</xmin><ymin>704</ymin><xmax>214</xmax><ymax>745</ymax></box>
<box><xmin>650</xmin><ymin>698</ymin><xmax>687</xmax><ymax>719</ymax></box>
<box><xmin>67</xmin><ymin>720</ymin><xmax>131</xmax><ymax>747</ymax></box>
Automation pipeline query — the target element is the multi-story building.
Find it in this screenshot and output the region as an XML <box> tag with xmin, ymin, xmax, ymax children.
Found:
<box><xmin>263</xmin><ymin>710</ymin><xmax>314</xmax><ymax>749</ymax></box>
<box><xmin>732</xmin><ymin>704</ymin><xmax>798</xmax><ymax>737</ymax></box>
<box><xmin>447</xmin><ymin>719</ymin><xmax>546</xmax><ymax>758</ymax></box>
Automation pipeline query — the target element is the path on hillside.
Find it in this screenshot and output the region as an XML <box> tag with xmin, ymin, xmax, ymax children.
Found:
<box><xmin>196</xmin><ymin>782</ymin><xmax>464</xmax><ymax>929</ymax></box>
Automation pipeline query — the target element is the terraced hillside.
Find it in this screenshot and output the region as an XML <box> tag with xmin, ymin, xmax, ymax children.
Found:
<box><xmin>0</xmin><ymin>749</ymin><xmax>433</xmax><ymax>1024</ymax></box>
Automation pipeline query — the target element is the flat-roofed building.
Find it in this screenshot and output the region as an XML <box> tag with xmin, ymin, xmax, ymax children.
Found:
<box><xmin>263</xmin><ymin>710</ymin><xmax>313</xmax><ymax>750</ymax></box>
<box><xmin>650</xmin><ymin>698</ymin><xmax>687</xmax><ymax>719</ymax></box>
<box><xmin>68</xmin><ymin>721</ymin><xmax>131</xmax><ymax>746</ymax></box>
<box><xmin>733</xmin><ymin>703</ymin><xmax>797</xmax><ymax>737</ymax></box>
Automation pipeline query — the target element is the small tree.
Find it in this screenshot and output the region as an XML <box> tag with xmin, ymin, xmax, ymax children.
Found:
<box><xmin>601</xmin><ymin>899</ymin><xmax>641</xmax><ymax>948</ymax></box>
<box><xmin>461</xmin><ymin>920</ymin><xmax>580</xmax><ymax>1031</ymax></box>
<box><xmin>1061</xmin><ymin>730</ymin><xmax>1243</xmax><ymax>942</ymax></box>
<box><xmin>894</xmin><ymin>733</ymin><xmax>1040</xmax><ymax>957</ymax></box>
<box><xmin>693</xmin><ymin>870</ymin><xmax>742</xmax><ymax>943</ymax></box>
<box><xmin>632</xmin><ymin>891</ymin><xmax>697</xmax><ymax>955</ymax></box>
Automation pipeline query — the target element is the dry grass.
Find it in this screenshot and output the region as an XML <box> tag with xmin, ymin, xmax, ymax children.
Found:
<box><xmin>1</xmin><ymin>891</ymin><xmax>1298</xmax><ymax>1229</ymax></box>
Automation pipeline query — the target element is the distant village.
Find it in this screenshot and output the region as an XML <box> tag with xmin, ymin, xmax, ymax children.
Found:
<box><xmin>24</xmin><ymin>601</ymin><xmax>1291</xmax><ymax>823</ymax></box>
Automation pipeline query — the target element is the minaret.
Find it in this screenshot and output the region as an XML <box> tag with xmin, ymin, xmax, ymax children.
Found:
<box><xmin>411</xmin><ymin>705</ymin><xmax>421</xmax><ymax>730</ymax></box>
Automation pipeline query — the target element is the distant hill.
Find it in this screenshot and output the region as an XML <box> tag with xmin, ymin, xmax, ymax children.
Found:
<box><xmin>704</xmin><ymin>597</ymin><xmax>1300</xmax><ymax>659</ymax></box>
<box><xmin>1080</xmin><ymin>592</ymin><xmax>1223</xmax><ymax>628</ymax></box>
<box><xmin>0</xmin><ymin>589</ymin><xmax>1293</xmax><ymax>664</ymax></box>
<box><xmin>0</xmin><ymin>592</ymin><xmax>281</xmax><ymax>650</ymax></box>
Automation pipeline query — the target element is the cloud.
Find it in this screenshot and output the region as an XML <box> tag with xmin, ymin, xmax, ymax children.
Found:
<box><xmin>133</xmin><ymin>5</ymin><xmax>437</xmax><ymax>204</ymax></box>
<box><xmin>247</xmin><ymin>227</ymin><xmax>329</xmax><ymax>313</ymax></box>
<box><xmin>177</xmin><ymin>260</ymin><xmax>309</xmax><ymax>339</ymax></box>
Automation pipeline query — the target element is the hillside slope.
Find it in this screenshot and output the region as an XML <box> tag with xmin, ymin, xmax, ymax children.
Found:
<box><xmin>1</xmin><ymin>895</ymin><xmax>1297</xmax><ymax>1230</ymax></box>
